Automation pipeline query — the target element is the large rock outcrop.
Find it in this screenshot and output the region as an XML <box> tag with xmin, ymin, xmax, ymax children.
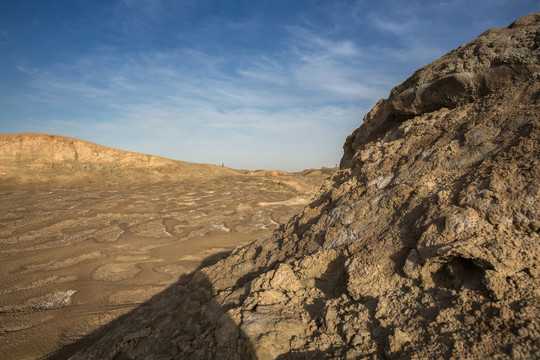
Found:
<box><xmin>70</xmin><ymin>12</ymin><xmax>539</xmax><ymax>360</ymax></box>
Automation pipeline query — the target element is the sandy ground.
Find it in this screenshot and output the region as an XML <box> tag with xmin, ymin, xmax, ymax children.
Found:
<box><xmin>0</xmin><ymin>172</ymin><xmax>331</xmax><ymax>360</ymax></box>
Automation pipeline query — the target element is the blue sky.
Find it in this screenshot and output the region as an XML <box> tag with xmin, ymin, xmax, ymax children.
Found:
<box><xmin>0</xmin><ymin>1</ymin><xmax>538</xmax><ymax>171</ymax></box>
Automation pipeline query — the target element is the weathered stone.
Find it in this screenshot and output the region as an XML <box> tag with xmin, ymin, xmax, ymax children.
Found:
<box><xmin>71</xmin><ymin>12</ymin><xmax>540</xmax><ymax>360</ymax></box>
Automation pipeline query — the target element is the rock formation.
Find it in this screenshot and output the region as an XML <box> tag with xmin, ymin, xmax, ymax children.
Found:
<box><xmin>70</xmin><ymin>13</ymin><xmax>539</xmax><ymax>360</ymax></box>
<box><xmin>0</xmin><ymin>133</ymin><xmax>234</xmax><ymax>187</ymax></box>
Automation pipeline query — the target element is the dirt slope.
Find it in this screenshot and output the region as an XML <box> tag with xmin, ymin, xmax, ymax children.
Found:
<box><xmin>71</xmin><ymin>13</ymin><xmax>539</xmax><ymax>359</ymax></box>
<box><xmin>0</xmin><ymin>133</ymin><xmax>236</xmax><ymax>187</ymax></box>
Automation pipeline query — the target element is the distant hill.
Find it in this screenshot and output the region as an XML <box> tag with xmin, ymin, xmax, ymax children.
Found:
<box><xmin>0</xmin><ymin>133</ymin><xmax>236</xmax><ymax>187</ymax></box>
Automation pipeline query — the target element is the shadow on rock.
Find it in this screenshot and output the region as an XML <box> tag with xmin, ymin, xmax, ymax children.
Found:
<box><xmin>46</xmin><ymin>251</ymin><xmax>256</xmax><ymax>360</ymax></box>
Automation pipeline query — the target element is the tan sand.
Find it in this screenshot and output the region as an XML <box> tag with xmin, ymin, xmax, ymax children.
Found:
<box><xmin>0</xmin><ymin>171</ymin><xmax>334</xmax><ymax>360</ymax></box>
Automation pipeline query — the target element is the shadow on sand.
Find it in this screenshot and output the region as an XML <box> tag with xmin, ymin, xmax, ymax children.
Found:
<box><xmin>46</xmin><ymin>251</ymin><xmax>256</xmax><ymax>360</ymax></box>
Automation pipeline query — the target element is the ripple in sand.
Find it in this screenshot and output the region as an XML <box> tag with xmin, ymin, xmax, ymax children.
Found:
<box><xmin>129</xmin><ymin>219</ymin><xmax>173</xmax><ymax>238</ymax></box>
<box><xmin>108</xmin><ymin>286</ymin><xmax>165</xmax><ymax>304</ymax></box>
<box><xmin>0</xmin><ymin>275</ymin><xmax>77</xmax><ymax>295</ymax></box>
<box><xmin>21</xmin><ymin>251</ymin><xmax>103</xmax><ymax>274</ymax></box>
<box><xmin>91</xmin><ymin>225</ymin><xmax>125</xmax><ymax>242</ymax></box>
<box><xmin>39</xmin><ymin>290</ymin><xmax>77</xmax><ymax>309</ymax></box>
<box><xmin>154</xmin><ymin>264</ymin><xmax>185</xmax><ymax>276</ymax></box>
<box><xmin>178</xmin><ymin>247</ymin><xmax>230</xmax><ymax>261</ymax></box>
<box><xmin>0</xmin><ymin>314</ymin><xmax>55</xmax><ymax>333</ymax></box>
<box><xmin>92</xmin><ymin>263</ymin><xmax>141</xmax><ymax>281</ymax></box>
<box><xmin>210</xmin><ymin>223</ymin><xmax>231</xmax><ymax>232</ymax></box>
<box><xmin>115</xmin><ymin>254</ymin><xmax>150</xmax><ymax>262</ymax></box>
<box><xmin>0</xmin><ymin>290</ymin><xmax>77</xmax><ymax>312</ymax></box>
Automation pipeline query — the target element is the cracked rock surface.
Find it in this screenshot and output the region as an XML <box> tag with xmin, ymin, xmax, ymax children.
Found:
<box><xmin>72</xmin><ymin>12</ymin><xmax>540</xmax><ymax>360</ymax></box>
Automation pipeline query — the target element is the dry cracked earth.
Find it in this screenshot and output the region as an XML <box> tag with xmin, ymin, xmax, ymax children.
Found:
<box><xmin>0</xmin><ymin>171</ymin><xmax>333</xmax><ymax>360</ymax></box>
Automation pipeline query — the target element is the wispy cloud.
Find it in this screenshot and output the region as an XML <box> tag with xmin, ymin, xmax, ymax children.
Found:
<box><xmin>286</xmin><ymin>27</ymin><xmax>384</xmax><ymax>100</ymax></box>
<box><xmin>3</xmin><ymin>0</ymin><xmax>536</xmax><ymax>170</ymax></box>
<box><xmin>370</xmin><ymin>16</ymin><xmax>419</xmax><ymax>37</ymax></box>
<box><xmin>19</xmin><ymin>24</ymin><xmax>388</xmax><ymax>108</ymax></box>
<box><xmin>0</xmin><ymin>5</ymin><xmax>432</xmax><ymax>170</ymax></box>
<box><xmin>7</xmin><ymin>35</ymin><xmax>373</xmax><ymax>170</ymax></box>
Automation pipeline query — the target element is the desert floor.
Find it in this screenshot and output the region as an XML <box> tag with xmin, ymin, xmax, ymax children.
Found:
<box><xmin>0</xmin><ymin>171</ymin><xmax>331</xmax><ymax>360</ymax></box>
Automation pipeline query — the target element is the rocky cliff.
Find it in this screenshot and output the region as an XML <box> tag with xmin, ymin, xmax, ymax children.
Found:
<box><xmin>70</xmin><ymin>12</ymin><xmax>539</xmax><ymax>360</ymax></box>
<box><xmin>0</xmin><ymin>133</ymin><xmax>234</xmax><ymax>187</ymax></box>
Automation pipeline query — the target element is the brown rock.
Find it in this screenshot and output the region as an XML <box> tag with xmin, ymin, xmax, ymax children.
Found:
<box><xmin>70</xmin><ymin>12</ymin><xmax>540</xmax><ymax>360</ymax></box>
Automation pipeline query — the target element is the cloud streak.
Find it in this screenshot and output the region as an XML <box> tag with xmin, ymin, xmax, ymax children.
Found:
<box><xmin>1</xmin><ymin>0</ymin><xmax>538</xmax><ymax>171</ymax></box>
<box><xmin>8</xmin><ymin>35</ymin><xmax>374</xmax><ymax>170</ymax></box>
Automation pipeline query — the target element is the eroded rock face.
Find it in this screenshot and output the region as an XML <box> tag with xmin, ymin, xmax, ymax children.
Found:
<box><xmin>71</xmin><ymin>12</ymin><xmax>540</xmax><ymax>360</ymax></box>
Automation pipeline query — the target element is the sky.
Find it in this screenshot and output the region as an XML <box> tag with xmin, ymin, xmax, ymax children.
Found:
<box><xmin>0</xmin><ymin>1</ymin><xmax>538</xmax><ymax>171</ymax></box>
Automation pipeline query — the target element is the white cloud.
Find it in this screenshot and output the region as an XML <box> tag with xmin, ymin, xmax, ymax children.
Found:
<box><xmin>3</xmin><ymin>5</ymin><xmax>433</xmax><ymax>171</ymax></box>
<box><xmin>369</xmin><ymin>15</ymin><xmax>419</xmax><ymax>36</ymax></box>
<box><xmin>16</xmin><ymin>64</ymin><xmax>39</xmax><ymax>76</ymax></box>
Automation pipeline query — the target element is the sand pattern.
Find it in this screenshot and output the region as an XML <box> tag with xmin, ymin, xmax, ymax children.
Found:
<box><xmin>0</xmin><ymin>173</ymin><xmax>332</xmax><ymax>360</ymax></box>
